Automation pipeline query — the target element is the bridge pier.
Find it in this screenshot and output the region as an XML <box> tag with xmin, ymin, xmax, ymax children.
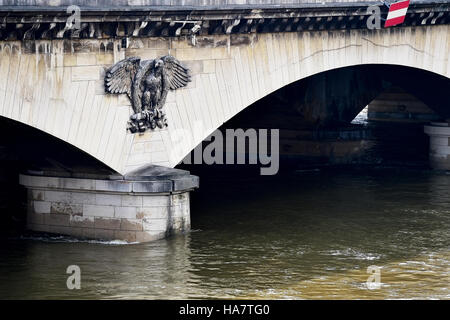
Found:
<box><xmin>19</xmin><ymin>166</ymin><xmax>198</xmax><ymax>243</ymax></box>
<box><xmin>425</xmin><ymin>123</ymin><xmax>450</xmax><ymax>171</ymax></box>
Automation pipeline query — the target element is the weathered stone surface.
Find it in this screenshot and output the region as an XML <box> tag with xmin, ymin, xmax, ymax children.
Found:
<box><xmin>114</xmin><ymin>230</ymin><xmax>137</xmax><ymax>242</ymax></box>
<box><xmin>121</xmin><ymin>218</ymin><xmax>143</xmax><ymax>231</ymax></box>
<box><xmin>95</xmin><ymin>194</ymin><xmax>121</xmax><ymax>206</ymax></box>
<box><xmin>83</xmin><ymin>204</ymin><xmax>115</xmax><ymax>217</ymax></box>
<box><xmin>72</xmin><ymin>66</ymin><xmax>101</xmax><ymax>81</ymax></box>
<box><xmin>170</xmin><ymin>216</ymin><xmax>190</xmax><ymax>233</ymax></box>
<box><xmin>132</xmin><ymin>181</ymin><xmax>172</xmax><ymax>193</ymax></box>
<box><xmin>95</xmin><ymin>217</ymin><xmax>121</xmax><ymax>230</ymax></box>
<box><xmin>71</xmin><ymin>192</ymin><xmax>97</xmax><ymax>205</ymax></box>
<box><xmin>142</xmin><ymin>217</ymin><xmax>168</xmax><ymax>232</ymax></box>
<box><xmin>45</xmin><ymin>190</ymin><xmax>71</xmax><ymax>203</ymax></box>
<box><xmin>115</xmin><ymin>206</ymin><xmax>137</xmax><ymax>219</ymax></box>
<box><xmin>70</xmin><ymin>216</ymin><xmax>95</xmax><ymax>228</ymax></box>
<box><xmin>172</xmin><ymin>176</ymin><xmax>199</xmax><ymax>191</ymax></box>
<box><xmin>48</xmin><ymin>225</ymin><xmax>78</xmax><ymax>237</ymax></box>
<box><xmin>94</xmin><ymin>229</ymin><xmax>115</xmax><ymax>241</ymax></box>
<box><xmin>50</xmin><ymin>202</ymin><xmax>82</xmax><ymax>216</ymax></box>
<box><xmin>142</xmin><ymin>195</ymin><xmax>169</xmax><ymax>207</ymax></box>
<box><xmin>82</xmin><ymin>228</ymin><xmax>96</xmax><ymax>239</ymax></box>
<box><xmin>136</xmin><ymin>230</ymin><xmax>166</xmax><ymax>242</ymax></box>
<box><xmin>33</xmin><ymin>201</ymin><xmax>51</xmax><ymax>214</ymax></box>
<box><xmin>171</xmin><ymin>193</ymin><xmax>189</xmax><ymax>205</ymax></box>
<box><xmin>27</xmin><ymin>211</ymin><xmax>45</xmax><ymax>225</ymax></box>
<box><xmin>95</xmin><ymin>180</ymin><xmax>132</xmax><ymax>193</ymax></box>
<box><xmin>121</xmin><ymin>195</ymin><xmax>143</xmax><ymax>207</ymax></box>
<box><xmin>137</xmin><ymin>206</ymin><xmax>168</xmax><ymax>219</ymax></box>
<box><xmin>45</xmin><ymin>213</ymin><xmax>70</xmax><ymax>226</ymax></box>
<box><xmin>31</xmin><ymin>190</ymin><xmax>44</xmax><ymax>201</ymax></box>
<box><xmin>425</xmin><ymin>123</ymin><xmax>450</xmax><ymax>170</ymax></box>
<box><xmin>27</xmin><ymin>223</ymin><xmax>49</xmax><ymax>233</ymax></box>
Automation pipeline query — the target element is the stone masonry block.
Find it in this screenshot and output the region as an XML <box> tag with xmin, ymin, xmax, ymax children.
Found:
<box><xmin>50</xmin><ymin>202</ymin><xmax>83</xmax><ymax>216</ymax></box>
<box><xmin>120</xmin><ymin>218</ymin><xmax>143</xmax><ymax>231</ymax></box>
<box><xmin>114</xmin><ymin>230</ymin><xmax>137</xmax><ymax>242</ymax></box>
<box><xmin>61</xmin><ymin>178</ymin><xmax>96</xmax><ymax>191</ymax></box>
<box><xmin>71</xmin><ymin>192</ymin><xmax>97</xmax><ymax>205</ymax></box>
<box><xmin>45</xmin><ymin>213</ymin><xmax>70</xmax><ymax>227</ymax></box>
<box><xmin>114</xmin><ymin>206</ymin><xmax>137</xmax><ymax>219</ymax></box>
<box><xmin>94</xmin><ymin>229</ymin><xmax>115</xmax><ymax>241</ymax></box>
<box><xmin>136</xmin><ymin>206</ymin><xmax>168</xmax><ymax>219</ymax></box>
<box><xmin>69</xmin><ymin>215</ymin><xmax>94</xmax><ymax>228</ymax></box>
<box><xmin>72</xmin><ymin>66</ymin><xmax>101</xmax><ymax>81</ymax></box>
<box><xmin>95</xmin><ymin>180</ymin><xmax>132</xmax><ymax>193</ymax></box>
<box><xmin>203</xmin><ymin>60</ymin><xmax>216</xmax><ymax>73</ymax></box>
<box><xmin>45</xmin><ymin>190</ymin><xmax>71</xmax><ymax>203</ymax></box>
<box><xmin>136</xmin><ymin>230</ymin><xmax>166</xmax><ymax>242</ymax></box>
<box><xmin>77</xmin><ymin>54</ymin><xmax>97</xmax><ymax>66</ymax></box>
<box><xmin>121</xmin><ymin>195</ymin><xmax>143</xmax><ymax>207</ymax></box>
<box><xmin>27</xmin><ymin>211</ymin><xmax>45</xmax><ymax>225</ymax></box>
<box><xmin>142</xmin><ymin>217</ymin><xmax>168</xmax><ymax>232</ymax></box>
<box><xmin>142</xmin><ymin>195</ymin><xmax>170</xmax><ymax>207</ymax></box>
<box><xmin>83</xmin><ymin>204</ymin><xmax>115</xmax><ymax>218</ymax></box>
<box><xmin>96</xmin><ymin>53</ymin><xmax>114</xmax><ymax>65</ymax></box>
<box><xmin>27</xmin><ymin>223</ymin><xmax>49</xmax><ymax>233</ymax></box>
<box><xmin>171</xmin><ymin>193</ymin><xmax>189</xmax><ymax>205</ymax></box>
<box><xmin>33</xmin><ymin>201</ymin><xmax>51</xmax><ymax>214</ymax></box>
<box><xmin>31</xmin><ymin>190</ymin><xmax>44</xmax><ymax>201</ymax></box>
<box><xmin>95</xmin><ymin>194</ymin><xmax>121</xmax><ymax>206</ymax></box>
<box><xmin>132</xmin><ymin>181</ymin><xmax>172</xmax><ymax>193</ymax></box>
<box><xmin>94</xmin><ymin>217</ymin><xmax>121</xmax><ymax>230</ymax></box>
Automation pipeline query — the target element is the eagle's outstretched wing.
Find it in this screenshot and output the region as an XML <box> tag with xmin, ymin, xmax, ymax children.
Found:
<box><xmin>161</xmin><ymin>55</ymin><xmax>191</xmax><ymax>90</ymax></box>
<box><xmin>105</xmin><ymin>57</ymin><xmax>141</xmax><ymax>99</ymax></box>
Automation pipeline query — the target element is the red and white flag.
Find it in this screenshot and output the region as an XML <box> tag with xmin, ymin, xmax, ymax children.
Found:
<box><xmin>384</xmin><ymin>0</ymin><xmax>410</xmax><ymax>28</ymax></box>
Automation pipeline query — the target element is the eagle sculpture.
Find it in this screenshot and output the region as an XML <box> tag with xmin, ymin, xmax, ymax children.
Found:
<box><xmin>105</xmin><ymin>55</ymin><xmax>191</xmax><ymax>133</ymax></box>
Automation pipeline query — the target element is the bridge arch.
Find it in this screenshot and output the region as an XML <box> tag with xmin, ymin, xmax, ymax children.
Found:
<box><xmin>0</xmin><ymin>25</ymin><xmax>449</xmax><ymax>174</ymax></box>
<box><xmin>162</xmin><ymin>26</ymin><xmax>450</xmax><ymax>169</ymax></box>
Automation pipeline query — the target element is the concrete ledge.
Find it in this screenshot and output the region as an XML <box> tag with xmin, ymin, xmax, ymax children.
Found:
<box><xmin>20</xmin><ymin>165</ymin><xmax>198</xmax><ymax>243</ymax></box>
<box><xmin>425</xmin><ymin>123</ymin><xmax>450</xmax><ymax>170</ymax></box>
<box><xmin>20</xmin><ymin>165</ymin><xmax>199</xmax><ymax>194</ymax></box>
<box><xmin>425</xmin><ymin>123</ymin><xmax>450</xmax><ymax>137</ymax></box>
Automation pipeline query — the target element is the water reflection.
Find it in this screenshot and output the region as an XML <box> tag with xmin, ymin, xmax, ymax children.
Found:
<box><xmin>0</xmin><ymin>168</ymin><xmax>449</xmax><ymax>299</ymax></box>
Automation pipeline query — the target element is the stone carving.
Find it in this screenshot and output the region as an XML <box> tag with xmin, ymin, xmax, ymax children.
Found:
<box><xmin>105</xmin><ymin>55</ymin><xmax>191</xmax><ymax>133</ymax></box>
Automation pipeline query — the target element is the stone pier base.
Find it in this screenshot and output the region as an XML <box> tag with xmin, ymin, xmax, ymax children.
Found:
<box><xmin>424</xmin><ymin>122</ymin><xmax>450</xmax><ymax>170</ymax></box>
<box><xmin>19</xmin><ymin>166</ymin><xmax>199</xmax><ymax>243</ymax></box>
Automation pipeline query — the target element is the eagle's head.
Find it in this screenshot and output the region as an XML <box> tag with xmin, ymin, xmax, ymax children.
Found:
<box><xmin>154</xmin><ymin>59</ymin><xmax>164</xmax><ymax>69</ymax></box>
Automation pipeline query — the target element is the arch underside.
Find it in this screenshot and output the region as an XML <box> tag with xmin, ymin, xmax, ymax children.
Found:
<box><xmin>0</xmin><ymin>115</ymin><xmax>116</xmax><ymax>177</ymax></box>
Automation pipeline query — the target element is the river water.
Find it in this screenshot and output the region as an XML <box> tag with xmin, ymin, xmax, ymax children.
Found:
<box><xmin>0</xmin><ymin>167</ymin><xmax>449</xmax><ymax>299</ymax></box>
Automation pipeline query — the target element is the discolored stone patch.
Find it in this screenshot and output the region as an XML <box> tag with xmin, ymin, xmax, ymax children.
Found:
<box><xmin>121</xmin><ymin>218</ymin><xmax>143</xmax><ymax>231</ymax></box>
<box><xmin>50</xmin><ymin>202</ymin><xmax>82</xmax><ymax>216</ymax></box>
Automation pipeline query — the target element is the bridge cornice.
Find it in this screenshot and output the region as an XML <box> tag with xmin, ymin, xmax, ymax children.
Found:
<box><xmin>0</xmin><ymin>1</ymin><xmax>449</xmax><ymax>40</ymax></box>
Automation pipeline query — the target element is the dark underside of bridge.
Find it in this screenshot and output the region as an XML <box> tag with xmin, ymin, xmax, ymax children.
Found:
<box><xmin>178</xmin><ymin>63</ymin><xmax>450</xmax><ymax>175</ymax></box>
<box><xmin>0</xmin><ymin>117</ymin><xmax>115</xmax><ymax>236</ymax></box>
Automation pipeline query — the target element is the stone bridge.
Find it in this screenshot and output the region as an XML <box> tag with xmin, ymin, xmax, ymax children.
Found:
<box><xmin>1</xmin><ymin>0</ymin><xmax>450</xmax><ymax>241</ymax></box>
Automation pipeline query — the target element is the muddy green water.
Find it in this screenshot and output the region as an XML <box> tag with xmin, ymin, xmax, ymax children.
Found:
<box><xmin>0</xmin><ymin>168</ymin><xmax>449</xmax><ymax>299</ymax></box>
